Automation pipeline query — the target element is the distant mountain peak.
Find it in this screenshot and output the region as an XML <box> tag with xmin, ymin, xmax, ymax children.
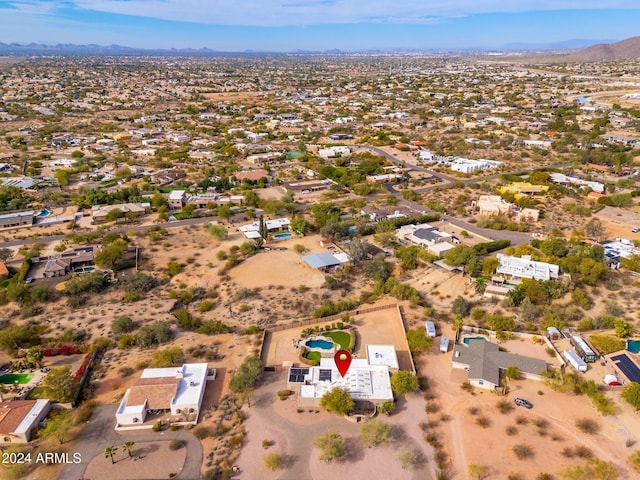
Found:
<box><xmin>567</xmin><ymin>36</ymin><xmax>640</xmax><ymax>61</ymax></box>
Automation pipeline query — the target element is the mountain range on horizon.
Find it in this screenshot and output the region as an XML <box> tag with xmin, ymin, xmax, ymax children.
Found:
<box><xmin>0</xmin><ymin>36</ymin><xmax>638</xmax><ymax>59</ymax></box>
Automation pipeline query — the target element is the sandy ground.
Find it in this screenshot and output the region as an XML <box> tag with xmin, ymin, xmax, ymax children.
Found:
<box><xmin>420</xmin><ymin>323</ymin><xmax>640</xmax><ymax>479</ymax></box>
<box><xmin>229</xmin><ymin>245</ymin><xmax>325</xmax><ymax>290</ymax></box>
<box><xmin>235</xmin><ymin>371</ymin><xmax>434</xmax><ymax>480</ymax></box>
<box><xmin>83</xmin><ymin>440</ymin><xmax>186</xmax><ymax>480</ymax></box>
<box><xmin>596</xmin><ymin>206</ymin><xmax>640</xmax><ymax>239</ymax></box>
<box><xmin>262</xmin><ymin>302</ymin><xmax>412</xmax><ymax>370</ymax></box>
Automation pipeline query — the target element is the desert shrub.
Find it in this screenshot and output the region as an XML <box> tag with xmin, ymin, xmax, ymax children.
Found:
<box><xmin>475</xmin><ymin>416</ymin><xmax>490</xmax><ymax>428</ymax></box>
<box><xmin>198</xmin><ymin>320</ymin><xmax>231</xmax><ymax>335</ymax></box>
<box><xmin>277</xmin><ymin>389</ymin><xmax>293</xmax><ymax>400</ymax></box>
<box><xmin>169</xmin><ymin>439</ymin><xmax>185</xmax><ymax>450</ymax></box>
<box><xmin>576</xmin><ymin>418</ymin><xmax>600</xmax><ymax>434</ymax></box>
<box><xmin>574</xmin><ymin>446</ymin><xmax>593</xmax><ymax>459</ymax></box>
<box><xmin>497</xmin><ymin>399</ymin><xmax>514</xmax><ymax>414</ymax></box>
<box><xmin>512</xmin><ymin>444</ymin><xmax>534</xmax><ymax>460</ymax></box>
<box><xmin>506</xmin><ymin>425</ymin><xmax>518</xmax><ymax>436</ymax></box>
<box><xmin>118</xmin><ymin>366</ymin><xmax>134</xmax><ymax>378</ymax></box>
<box><xmin>112</xmin><ymin>315</ymin><xmax>135</xmax><ymax>334</ymax></box>
<box><xmin>193</xmin><ymin>426</ymin><xmax>214</xmax><ymax>440</ymax></box>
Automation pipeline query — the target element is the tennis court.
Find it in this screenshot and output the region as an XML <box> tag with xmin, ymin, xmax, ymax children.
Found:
<box><xmin>611</xmin><ymin>354</ymin><xmax>640</xmax><ymax>383</ymax></box>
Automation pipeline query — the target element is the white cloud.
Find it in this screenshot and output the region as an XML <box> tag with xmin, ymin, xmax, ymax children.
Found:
<box><xmin>54</xmin><ymin>0</ymin><xmax>640</xmax><ymax>26</ymax></box>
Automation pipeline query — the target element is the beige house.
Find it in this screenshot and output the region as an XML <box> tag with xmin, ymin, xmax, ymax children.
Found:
<box><xmin>475</xmin><ymin>195</ymin><xmax>513</xmax><ymax>216</ymax></box>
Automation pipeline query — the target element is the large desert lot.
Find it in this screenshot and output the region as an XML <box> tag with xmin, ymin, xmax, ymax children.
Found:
<box><xmin>424</xmin><ymin>323</ymin><xmax>640</xmax><ymax>479</ymax></box>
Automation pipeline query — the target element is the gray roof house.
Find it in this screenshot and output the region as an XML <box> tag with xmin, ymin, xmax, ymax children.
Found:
<box><xmin>451</xmin><ymin>339</ymin><xmax>547</xmax><ymax>390</ymax></box>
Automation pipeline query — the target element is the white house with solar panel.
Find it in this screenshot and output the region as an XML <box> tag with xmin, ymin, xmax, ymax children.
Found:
<box><xmin>287</xmin><ymin>345</ymin><xmax>396</xmax><ymax>409</ymax></box>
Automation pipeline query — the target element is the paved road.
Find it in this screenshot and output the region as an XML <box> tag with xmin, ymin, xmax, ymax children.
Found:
<box><xmin>59</xmin><ymin>404</ymin><xmax>203</xmax><ymax>480</ymax></box>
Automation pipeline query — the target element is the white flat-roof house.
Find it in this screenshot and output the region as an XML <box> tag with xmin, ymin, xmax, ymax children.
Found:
<box><xmin>116</xmin><ymin>363</ymin><xmax>210</xmax><ymax>428</ymax></box>
<box><xmin>287</xmin><ymin>346</ymin><xmax>396</xmax><ymax>409</ymax></box>
<box><xmin>496</xmin><ymin>254</ymin><xmax>560</xmax><ymax>281</ymax></box>
<box><xmin>239</xmin><ymin>217</ymin><xmax>290</xmax><ymax>239</ymax></box>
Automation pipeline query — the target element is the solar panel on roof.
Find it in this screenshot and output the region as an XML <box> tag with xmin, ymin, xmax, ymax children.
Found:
<box><xmin>318</xmin><ymin>369</ymin><xmax>332</xmax><ymax>382</ymax></box>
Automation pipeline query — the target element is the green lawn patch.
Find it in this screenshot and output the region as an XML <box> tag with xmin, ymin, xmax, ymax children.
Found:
<box><xmin>324</xmin><ymin>331</ymin><xmax>351</xmax><ymax>351</ymax></box>
<box><xmin>0</xmin><ymin>373</ymin><xmax>33</xmax><ymax>384</ymax></box>
<box><xmin>306</xmin><ymin>351</ymin><xmax>321</xmax><ymax>363</ymax></box>
<box><xmin>27</xmin><ymin>386</ymin><xmax>45</xmax><ymax>400</ymax></box>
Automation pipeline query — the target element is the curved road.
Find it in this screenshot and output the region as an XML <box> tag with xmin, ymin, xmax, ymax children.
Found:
<box><xmin>59</xmin><ymin>404</ymin><xmax>203</xmax><ymax>480</ymax></box>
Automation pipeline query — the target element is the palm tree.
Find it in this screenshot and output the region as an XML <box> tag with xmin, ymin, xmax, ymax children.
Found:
<box><xmin>473</xmin><ymin>277</ymin><xmax>487</xmax><ymax>294</ymax></box>
<box><xmin>123</xmin><ymin>441</ymin><xmax>135</xmax><ymax>458</ymax></box>
<box><xmin>104</xmin><ymin>445</ymin><xmax>118</xmax><ymax>464</ymax></box>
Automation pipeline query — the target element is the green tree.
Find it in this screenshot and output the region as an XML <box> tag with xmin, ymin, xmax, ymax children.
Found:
<box><xmin>39</xmin><ymin>410</ymin><xmax>74</xmax><ymax>444</ymax></box>
<box><xmin>151</xmin><ymin>347</ymin><xmax>184</xmax><ymax>367</ymax></box>
<box><xmin>366</xmin><ymin>254</ymin><xmax>393</xmax><ymax>282</ymax></box>
<box><xmin>258</xmin><ymin>214</ymin><xmax>267</xmax><ymax>240</ymax></box>
<box><xmin>621</xmin><ymin>383</ymin><xmax>640</xmax><ymax>411</ymax></box>
<box><xmin>94</xmin><ymin>239</ymin><xmax>128</xmax><ymax>269</ymax></box>
<box><xmin>452</xmin><ymin>296</ymin><xmax>471</xmax><ymax>317</ymax></box>
<box><xmin>123</xmin><ymin>441</ymin><xmax>135</xmax><ymax>458</ymax></box>
<box><xmin>217</xmin><ymin>204</ymin><xmax>233</xmax><ymax>220</ymax></box>
<box><xmin>228</xmin><ymin>357</ymin><xmax>263</xmax><ymax>405</ymax></box>
<box><xmin>320</xmin><ymin>387</ymin><xmax>354</xmax><ymax>415</ymax></box>
<box><xmin>585</xmin><ymin>218</ymin><xmax>604</xmax><ymax>241</ymax></box>
<box><xmin>314</xmin><ymin>432</ymin><xmax>346</xmax><ymax>463</ymax></box>
<box><xmin>443</xmin><ymin>245</ymin><xmax>477</xmax><ymax>268</ymax></box>
<box><xmin>26</xmin><ymin>346</ymin><xmax>43</xmax><ymax>365</ymax></box>
<box><xmin>345</xmin><ymin>238</ymin><xmax>369</xmax><ymax>265</ymax></box>
<box><xmin>614</xmin><ymin>319</ymin><xmax>633</xmax><ymax>338</ymax></box>
<box><xmin>0</xmin><ymin>248</ymin><xmax>13</xmax><ymax>262</ymax></box>
<box><xmin>378</xmin><ymin>400</ymin><xmax>395</xmax><ymax>415</ymax></box>
<box><xmin>207</xmin><ymin>223</ymin><xmax>228</xmax><ymax>240</ymax></box>
<box><xmin>359</xmin><ymin>419</ymin><xmax>391</xmax><ymax>447</ymax></box>
<box><xmin>104</xmin><ymin>208</ymin><xmax>123</xmax><ymax>223</ymax></box>
<box><xmin>55</xmin><ymin>169</ymin><xmax>70</xmax><ymax>187</ymax></box>
<box><xmin>406</xmin><ymin>329</ymin><xmax>433</xmax><ymax>354</ymax></box>
<box><xmin>390</xmin><ymin>371</ymin><xmax>420</xmax><ymax>395</ymax></box>
<box><xmin>42</xmin><ymin>365</ymin><xmax>77</xmax><ymax>402</ymax></box>
<box><xmin>290</xmin><ymin>218</ymin><xmax>309</xmax><ymax>235</ymax></box>
<box><xmin>504</xmin><ymin>366</ymin><xmax>522</xmax><ymax>380</ymax></box>
<box><xmin>104</xmin><ymin>445</ymin><xmax>118</xmax><ymax>465</ymax></box>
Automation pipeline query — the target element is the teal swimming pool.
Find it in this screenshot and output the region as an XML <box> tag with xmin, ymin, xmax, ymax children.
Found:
<box><xmin>627</xmin><ymin>339</ymin><xmax>640</xmax><ymax>354</ymax></box>
<box><xmin>274</xmin><ymin>232</ymin><xmax>292</xmax><ymax>239</ymax></box>
<box><xmin>305</xmin><ymin>338</ymin><xmax>334</xmax><ymax>350</ymax></box>
<box><xmin>463</xmin><ymin>336</ymin><xmax>486</xmax><ymax>345</ymax></box>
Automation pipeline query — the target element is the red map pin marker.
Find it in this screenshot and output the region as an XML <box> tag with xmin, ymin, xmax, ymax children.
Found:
<box><xmin>334</xmin><ymin>349</ymin><xmax>352</xmax><ymax>377</ymax></box>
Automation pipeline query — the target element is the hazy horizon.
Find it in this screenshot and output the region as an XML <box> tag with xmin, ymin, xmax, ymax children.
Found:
<box><xmin>0</xmin><ymin>1</ymin><xmax>638</xmax><ymax>52</ymax></box>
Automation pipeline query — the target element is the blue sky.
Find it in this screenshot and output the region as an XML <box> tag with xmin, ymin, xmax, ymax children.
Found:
<box><xmin>0</xmin><ymin>1</ymin><xmax>638</xmax><ymax>51</ymax></box>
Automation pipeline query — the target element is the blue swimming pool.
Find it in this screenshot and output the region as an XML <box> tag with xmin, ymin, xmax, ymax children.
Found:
<box><xmin>37</xmin><ymin>209</ymin><xmax>51</xmax><ymax>218</ymax></box>
<box><xmin>463</xmin><ymin>336</ymin><xmax>486</xmax><ymax>345</ymax></box>
<box><xmin>305</xmin><ymin>339</ymin><xmax>334</xmax><ymax>350</ymax></box>
<box><xmin>274</xmin><ymin>232</ymin><xmax>292</xmax><ymax>239</ymax></box>
<box><xmin>627</xmin><ymin>340</ymin><xmax>640</xmax><ymax>354</ymax></box>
